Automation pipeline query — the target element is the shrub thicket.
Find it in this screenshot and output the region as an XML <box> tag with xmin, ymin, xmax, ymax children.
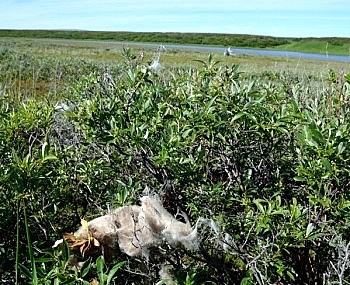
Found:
<box><xmin>1</xmin><ymin>48</ymin><xmax>350</xmax><ymax>284</ymax></box>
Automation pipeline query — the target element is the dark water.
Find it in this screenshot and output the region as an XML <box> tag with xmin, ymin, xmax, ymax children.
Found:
<box><xmin>163</xmin><ymin>43</ymin><xmax>350</xmax><ymax>63</ymax></box>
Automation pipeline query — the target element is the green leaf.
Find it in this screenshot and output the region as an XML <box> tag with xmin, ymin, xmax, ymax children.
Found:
<box><xmin>96</xmin><ymin>255</ymin><xmax>105</xmax><ymax>285</ymax></box>
<box><xmin>344</xmin><ymin>73</ymin><xmax>350</xmax><ymax>83</ymax></box>
<box><xmin>80</xmin><ymin>259</ymin><xmax>92</xmax><ymax>278</ymax></box>
<box><xmin>312</xmin><ymin>129</ymin><xmax>324</xmax><ymax>145</ymax></box>
<box><xmin>217</xmin><ymin>132</ymin><xmax>226</xmax><ymax>143</ymax></box>
<box><xmin>231</xmin><ymin>112</ymin><xmax>245</xmax><ymax>122</ymax></box>
<box><xmin>240</xmin><ymin>277</ymin><xmax>253</xmax><ymax>285</ymax></box>
<box><xmin>246</xmin><ymin>113</ymin><xmax>257</xmax><ymax>122</ymax></box>
<box><xmin>287</xmin><ymin>270</ymin><xmax>296</xmax><ymax>281</ymax></box>
<box><xmin>182</xmin><ymin>128</ymin><xmax>192</xmax><ymax>139</ymax></box>
<box><xmin>43</xmin><ymin>154</ymin><xmax>58</xmax><ymax>162</ymax></box>
<box><xmin>306</xmin><ymin>232</ymin><xmax>328</xmax><ymax>241</ymax></box>
<box><xmin>320</xmin><ymin>158</ymin><xmax>332</xmax><ymax>172</ymax></box>
<box><xmin>338</xmin><ymin>142</ymin><xmax>346</xmax><ymax>154</ymax></box>
<box><xmin>35</xmin><ymin>257</ymin><xmax>55</xmax><ymax>263</ymax></box>
<box><xmin>106</xmin><ymin>261</ymin><xmax>126</xmax><ymax>285</ymax></box>
<box><xmin>294</xmin><ymin>176</ymin><xmax>306</xmax><ymax>182</ymax></box>
<box><xmin>305</xmin><ymin>138</ymin><xmax>318</xmax><ymax>147</ymax></box>
<box><xmin>18</xmin><ymin>264</ymin><xmax>32</xmax><ymax>279</ymax></box>
<box><xmin>304</xmin><ymin>124</ymin><xmax>324</xmax><ymax>147</ymax></box>
<box><xmin>206</xmin><ymin>95</ymin><xmax>218</xmax><ymax>110</ymax></box>
<box><xmin>253</xmin><ymin>199</ymin><xmax>265</xmax><ymax>213</ymax></box>
<box><xmin>61</xmin><ymin>238</ymin><xmax>70</xmax><ymax>264</ymax></box>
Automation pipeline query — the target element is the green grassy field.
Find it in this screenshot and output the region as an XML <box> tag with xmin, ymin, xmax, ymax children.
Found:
<box><xmin>276</xmin><ymin>38</ymin><xmax>350</xmax><ymax>55</ymax></box>
<box><xmin>1</xmin><ymin>37</ymin><xmax>348</xmax><ymax>74</ymax></box>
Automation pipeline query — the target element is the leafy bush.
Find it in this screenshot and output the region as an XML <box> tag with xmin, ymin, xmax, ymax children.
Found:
<box><xmin>1</xmin><ymin>48</ymin><xmax>350</xmax><ymax>284</ymax></box>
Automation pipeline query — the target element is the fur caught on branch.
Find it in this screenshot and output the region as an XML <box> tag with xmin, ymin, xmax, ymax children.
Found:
<box><xmin>55</xmin><ymin>195</ymin><xmax>219</xmax><ymax>260</ymax></box>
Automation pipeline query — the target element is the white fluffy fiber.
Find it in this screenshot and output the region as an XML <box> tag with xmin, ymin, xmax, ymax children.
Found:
<box><xmin>74</xmin><ymin>195</ymin><xmax>217</xmax><ymax>258</ymax></box>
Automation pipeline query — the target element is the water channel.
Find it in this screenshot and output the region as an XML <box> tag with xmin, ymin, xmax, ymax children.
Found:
<box><xmin>163</xmin><ymin>43</ymin><xmax>350</xmax><ymax>63</ymax></box>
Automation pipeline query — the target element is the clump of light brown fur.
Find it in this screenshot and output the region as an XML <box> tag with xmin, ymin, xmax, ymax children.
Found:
<box><xmin>73</xmin><ymin>196</ymin><xmax>199</xmax><ymax>259</ymax></box>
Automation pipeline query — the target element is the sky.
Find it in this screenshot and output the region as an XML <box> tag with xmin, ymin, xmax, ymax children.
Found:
<box><xmin>1</xmin><ymin>0</ymin><xmax>349</xmax><ymax>38</ymax></box>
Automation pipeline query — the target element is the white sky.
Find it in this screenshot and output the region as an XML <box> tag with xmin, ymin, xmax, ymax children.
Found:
<box><xmin>1</xmin><ymin>0</ymin><xmax>349</xmax><ymax>37</ymax></box>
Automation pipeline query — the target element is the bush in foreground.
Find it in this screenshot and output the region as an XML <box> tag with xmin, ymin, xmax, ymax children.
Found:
<box><xmin>1</xmin><ymin>50</ymin><xmax>350</xmax><ymax>284</ymax></box>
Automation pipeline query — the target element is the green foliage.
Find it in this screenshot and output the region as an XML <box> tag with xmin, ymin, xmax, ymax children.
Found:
<box><xmin>277</xmin><ymin>38</ymin><xmax>350</xmax><ymax>56</ymax></box>
<box><xmin>19</xmin><ymin>239</ymin><xmax>125</xmax><ymax>284</ymax></box>
<box><xmin>0</xmin><ymin>29</ymin><xmax>291</xmax><ymax>49</ymax></box>
<box><xmin>1</xmin><ymin>46</ymin><xmax>350</xmax><ymax>284</ymax></box>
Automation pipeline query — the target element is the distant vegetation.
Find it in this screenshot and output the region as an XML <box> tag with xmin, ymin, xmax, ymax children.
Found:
<box><xmin>1</xmin><ymin>29</ymin><xmax>350</xmax><ymax>55</ymax></box>
<box><xmin>0</xmin><ymin>29</ymin><xmax>290</xmax><ymax>47</ymax></box>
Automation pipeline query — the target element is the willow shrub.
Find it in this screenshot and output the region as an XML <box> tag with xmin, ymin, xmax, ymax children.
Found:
<box><xmin>1</xmin><ymin>49</ymin><xmax>350</xmax><ymax>284</ymax></box>
<box><xmin>68</xmin><ymin>54</ymin><xmax>350</xmax><ymax>284</ymax></box>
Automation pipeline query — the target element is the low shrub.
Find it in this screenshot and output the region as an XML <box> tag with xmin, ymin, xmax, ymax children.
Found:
<box><xmin>1</xmin><ymin>49</ymin><xmax>350</xmax><ymax>284</ymax></box>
